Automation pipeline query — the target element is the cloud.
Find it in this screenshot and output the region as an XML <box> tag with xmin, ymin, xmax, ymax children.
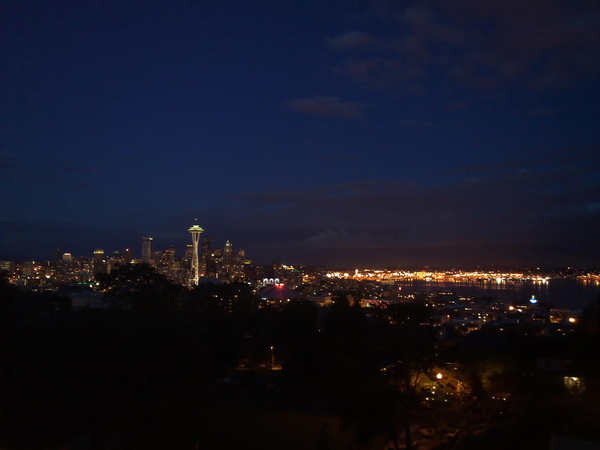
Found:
<box><xmin>448</xmin><ymin>145</ymin><xmax>600</xmax><ymax>178</ymax></box>
<box><xmin>302</xmin><ymin>230</ymin><xmax>375</xmax><ymax>249</ymax></box>
<box><xmin>0</xmin><ymin>220</ymin><xmax>142</xmax><ymax>261</ymax></box>
<box><xmin>7</xmin><ymin>147</ymin><xmax>598</xmax><ymax>268</ymax></box>
<box><xmin>390</xmin><ymin>35</ymin><xmax>431</xmax><ymax>61</ymax></box>
<box><xmin>401</xmin><ymin>5</ymin><xmax>433</xmax><ymax>29</ymax></box>
<box><xmin>285</xmin><ymin>96</ymin><xmax>367</xmax><ymax>118</ymax></box>
<box><xmin>329</xmin><ymin>0</ymin><xmax>600</xmax><ymax>92</ymax></box>
<box><xmin>230</xmin><ymin>190</ymin><xmax>304</xmax><ymax>209</ymax></box>
<box><xmin>334</xmin><ymin>58</ymin><xmax>427</xmax><ymax>89</ymax></box>
<box><xmin>326</xmin><ymin>31</ymin><xmax>379</xmax><ymax>50</ymax></box>
<box><xmin>218</xmin><ymin>148</ymin><xmax>600</xmax><ymax>266</ymax></box>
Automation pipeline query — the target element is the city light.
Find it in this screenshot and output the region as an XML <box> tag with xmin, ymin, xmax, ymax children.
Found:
<box><xmin>324</xmin><ymin>269</ymin><xmax>555</xmax><ymax>284</ymax></box>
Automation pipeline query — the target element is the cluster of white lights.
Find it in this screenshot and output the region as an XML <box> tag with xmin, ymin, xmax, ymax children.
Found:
<box><xmin>326</xmin><ymin>269</ymin><xmax>551</xmax><ymax>283</ymax></box>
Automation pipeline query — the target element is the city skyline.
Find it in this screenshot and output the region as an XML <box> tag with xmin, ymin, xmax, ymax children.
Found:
<box><xmin>1</xmin><ymin>218</ymin><xmax>599</xmax><ymax>269</ymax></box>
<box><xmin>2</xmin><ymin>1</ymin><xmax>599</xmax><ymax>267</ymax></box>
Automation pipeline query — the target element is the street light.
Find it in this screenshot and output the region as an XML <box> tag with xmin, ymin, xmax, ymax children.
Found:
<box><xmin>436</xmin><ymin>373</ymin><xmax>445</xmax><ymax>401</ymax></box>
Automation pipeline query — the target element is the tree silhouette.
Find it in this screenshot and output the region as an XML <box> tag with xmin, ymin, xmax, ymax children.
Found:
<box><xmin>382</xmin><ymin>303</ymin><xmax>437</xmax><ymax>450</ymax></box>
<box><xmin>96</xmin><ymin>263</ymin><xmax>181</xmax><ymax>313</ymax></box>
<box><xmin>273</xmin><ymin>300</ymin><xmax>324</xmax><ymax>388</ymax></box>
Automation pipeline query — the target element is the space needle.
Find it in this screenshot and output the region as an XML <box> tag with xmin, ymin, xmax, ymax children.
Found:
<box><xmin>188</xmin><ymin>220</ymin><xmax>204</xmax><ymax>286</ymax></box>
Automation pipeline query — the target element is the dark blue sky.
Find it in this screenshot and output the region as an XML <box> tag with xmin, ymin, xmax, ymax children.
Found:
<box><xmin>2</xmin><ymin>0</ymin><xmax>599</xmax><ymax>267</ymax></box>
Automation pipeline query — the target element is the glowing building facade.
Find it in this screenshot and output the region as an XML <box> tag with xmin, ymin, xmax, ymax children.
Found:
<box><xmin>141</xmin><ymin>237</ymin><xmax>153</xmax><ymax>264</ymax></box>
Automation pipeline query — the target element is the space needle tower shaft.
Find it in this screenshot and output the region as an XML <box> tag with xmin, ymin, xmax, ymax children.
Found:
<box><xmin>188</xmin><ymin>222</ymin><xmax>204</xmax><ymax>286</ymax></box>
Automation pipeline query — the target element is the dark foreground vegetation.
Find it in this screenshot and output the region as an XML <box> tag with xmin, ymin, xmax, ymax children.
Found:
<box><xmin>1</xmin><ymin>266</ymin><xmax>600</xmax><ymax>449</ymax></box>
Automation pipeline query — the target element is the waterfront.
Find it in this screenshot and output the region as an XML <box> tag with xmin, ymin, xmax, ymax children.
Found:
<box><xmin>395</xmin><ymin>277</ymin><xmax>600</xmax><ymax>310</ymax></box>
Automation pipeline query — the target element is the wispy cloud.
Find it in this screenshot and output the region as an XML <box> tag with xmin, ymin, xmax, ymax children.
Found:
<box><xmin>329</xmin><ymin>1</ymin><xmax>600</xmax><ymax>93</ymax></box>
<box><xmin>334</xmin><ymin>57</ymin><xmax>427</xmax><ymax>90</ymax></box>
<box><xmin>219</xmin><ymin>150</ymin><xmax>600</xmax><ymax>266</ymax></box>
<box><xmin>302</xmin><ymin>229</ymin><xmax>375</xmax><ymax>249</ymax></box>
<box><xmin>285</xmin><ymin>96</ymin><xmax>367</xmax><ymax>118</ymax></box>
<box><xmin>326</xmin><ymin>31</ymin><xmax>379</xmax><ymax>50</ymax></box>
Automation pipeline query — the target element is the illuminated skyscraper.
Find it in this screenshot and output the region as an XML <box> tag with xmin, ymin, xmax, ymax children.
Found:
<box><xmin>93</xmin><ymin>249</ymin><xmax>106</xmax><ymax>275</ymax></box>
<box><xmin>213</xmin><ymin>247</ymin><xmax>223</xmax><ymax>277</ymax></box>
<box><xmin>184</xmin><ymin>244</ymin><xmax>193</xmax><ymax>263</ymax></box>
<box><xmin>141</xmin><ymin>237</ymin><xmax>153</xmax><ymax>264</ymax></box>
<box><xmin>224</xmin><ymin>240</ymin><xmax>233</xmax><ymax>264</ymax></box>
<box><xmin>188</xmin><ymin>222</ymin><xmax>204</xmax><ymax>286</ymax></box>
<box><xmin>223</xmin><ymin>240</ymin><xmax>233</xmax><ymax>277</ymax></box>
<box><xmin>202</xmin><ymin>236</ymin><xmax>213</xmax><ymax>277</ymax></box>
<box><xmin>164</xmin><ymin>245</ymin><xmax>176</xmax><ymax>264</ymax></box>
<box><xmin>122</xmin><ymin>248</ymin><xmax>133</xmax><ymax>264</ymax></box>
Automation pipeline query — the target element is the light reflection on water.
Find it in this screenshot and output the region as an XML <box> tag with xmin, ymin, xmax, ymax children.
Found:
<box><xmin>395</xmin><ymin>278</ymin><xmax>600</xmax><ymax>310</ymax></box>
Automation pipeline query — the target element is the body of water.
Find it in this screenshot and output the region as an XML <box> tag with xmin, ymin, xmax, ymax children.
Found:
<box><xmin>395</xmin><ymin>278</ymin><xmax>600</xmax><ymax>310</ymax></box>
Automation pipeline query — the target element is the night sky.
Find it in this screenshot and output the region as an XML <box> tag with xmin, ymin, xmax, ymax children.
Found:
<box><xmin>2</xmin><ymin>0</ymin><xmax>599</xmax><ymax>268</ymax></box>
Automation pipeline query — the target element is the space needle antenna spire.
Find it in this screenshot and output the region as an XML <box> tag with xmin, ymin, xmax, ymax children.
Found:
<box><xmin>188</xmin><ymin>219</ymin><xmax>204</xmax><ymax>286</ymax></box>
